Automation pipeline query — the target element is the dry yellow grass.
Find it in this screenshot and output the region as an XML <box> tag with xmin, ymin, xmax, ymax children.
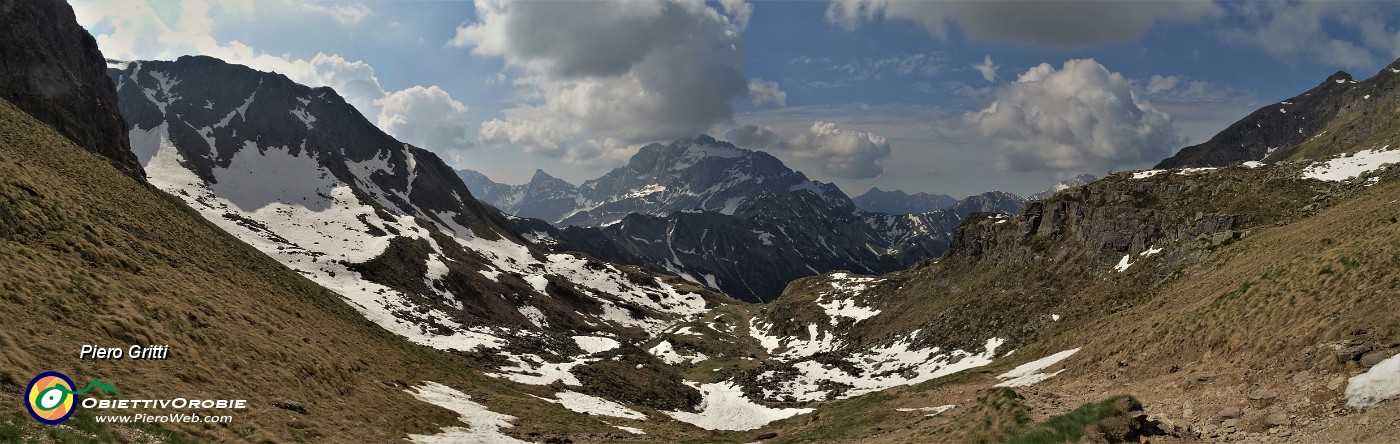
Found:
<box><xmin>0</xmin><ymin>98</ymin><xmax>626</xmax><ymax>442</ymax></box>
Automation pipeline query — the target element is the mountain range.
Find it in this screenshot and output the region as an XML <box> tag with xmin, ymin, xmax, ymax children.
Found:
<box><xmin>851</xmin><ymin>187</ymin><xmax>957</xmax><ymax>214</ymax></box>
<box><xmin>461</xmin><ymin>138</ymin><xmax>1026</xmax><ymax>301</ymax></box>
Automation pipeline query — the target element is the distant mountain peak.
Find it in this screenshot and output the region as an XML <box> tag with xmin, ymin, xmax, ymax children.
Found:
<box><xmin>853</xmin><ymin>187</ymin><xmax>956</xmax><ymax>215</ymax></box>
<box><xmin>529</xmin><ymin>168</ymin><xmax>568</xmax><ymax>184</ymax></box>
<box><xmin>1028</xmin><ymin>174</ymin><xmax>1098</xmax><ymax>201</ymax></box>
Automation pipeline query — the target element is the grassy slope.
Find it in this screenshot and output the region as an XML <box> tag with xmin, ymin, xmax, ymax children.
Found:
<box><xmin>0</xmin><ymin>98</ymin><xmax>617</xmax><ymax>442</ymax></box>
<box><xmin>752</xmin><ymin>167</ymin><xmax>1400</xmax><ymax>443</ymax></box>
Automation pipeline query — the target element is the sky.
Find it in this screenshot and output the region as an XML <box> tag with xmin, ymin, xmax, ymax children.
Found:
<box><xmin>72</xmin><ymin>0</ymin><xmax>1400</xmax><ymax>198</ymax></box>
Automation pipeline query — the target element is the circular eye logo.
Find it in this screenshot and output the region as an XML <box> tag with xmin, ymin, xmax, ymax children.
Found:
<box><xmin>26</xmin><ymin>372</ymin><xmax>77</xmax><ymax>424</ymax></box>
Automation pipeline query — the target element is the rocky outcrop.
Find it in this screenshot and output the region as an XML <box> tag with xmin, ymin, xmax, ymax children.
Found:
<box><xmin>0</xmin><ymin>0</ymin><xmax>140</xmax><ymax>178</ymax></box>
<box><xmin>949</xmin><ymin>165</ymin><xmax>1318</xmax><ymax>273</ymax></box>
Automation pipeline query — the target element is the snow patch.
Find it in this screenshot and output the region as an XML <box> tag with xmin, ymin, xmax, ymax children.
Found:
<box><xmin>519</xmin><ymin>306</ymin><xmax>547</xmax><ymax>328</ymax></box>
<box><xmin>896</xmin><ymin>405</ymin><xmax>955</xmax><ymax>417</ymax></box>
<box><xmin>486</xmin><ymin>353</ymin><xmax>593</xmax><ymax>386</ymax></box>
<box><xmin>1345</xmin><ymin>353</ymin><xmax>1400</xmax><ymax>408</ymax></box>
<box><xmin>1302</xmin><ymin>147</ymin><xmax>1400</xmax><ymax>182</ymax></box>
<box><xmin>664</xmin><ymin>381</ymin><xmax>813</xmax><ymax>431</ymax></box>
<box><xmin>649</xmin><ymin>340</ymin><xmax>708</xmax><ymax>365</ymax></box>
<box><xmin>994</xmin><ymin>348</ymin><xmax>1080</xmax><ymax>387</ymax></box>
<box><xmin>1131</xmin><ymin>170</ymin><xmax>1165</xmax><ymax>179</ymax></box>
<box><xmin>405</xmin><ymin>381</ymin><xmax>526</xmax><ymax>443</ymax></box>
<box><xmin>552</xmin><ymin>391</ymin><xmax>646</xmax><ymax>420</ymax></box>
<box><xmin>757</xmin><ymin>337</ymin><xmax>1007</xmax><ymax>402</ymax></box>
<box><xmin>1112</xmin><ymin>254</ymin><xmax>1133</xmax><ymax>272</ymax></box>
<box><xmin>573</xmin><ymin>336</ymin><xmax>620</xmax><ymax>354</ymax></box>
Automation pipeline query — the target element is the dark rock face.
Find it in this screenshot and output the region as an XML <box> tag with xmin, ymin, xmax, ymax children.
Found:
<box><xmin>518</xmin><ymin>189</ymin><xmax>1024</xmax><ymax>303</ymax></box>
<box><xmin>109</xmin><ymin>56</ymin><xmax>514</xmax><ymax>243</ymax></box>
<box><xmin>0</xmin><ymin>0</ymin><xmax>140</xmax><ymax>178</ymax></box>
<box><xmin>852</xmin><ymin>187</ymin><xmax>956</xmax><ymax>214</ymax></box>
<box><xmin>949</xmin><ymin>165</ymin><xmax>1316</xmax><ymax>274</ymax></box>
<box><xmin>1156</xmin><ymin>64</ymin><xmax>1400</xmax><ymax>168</ymax></box>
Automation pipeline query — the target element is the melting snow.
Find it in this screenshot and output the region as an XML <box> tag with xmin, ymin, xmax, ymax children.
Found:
<box><xmin>132</xmin><ymin>123</ymin><xmax>505</xmax><ymax>354</ymax></box>
<box><xmin>758</xmin><ymin>337</ymin><xmax>1007</xmax><ymax>402</ymax></box>
<box><xmin>624</xmin><ymin>183</ymin><xmax>667</xmax><ymax>200</ymax></box>
<box><xmin>551</xmin><ymin>391</ymin><xmax>647</xmax><ymax>420</ymax></box>
<box><xmin>1131</xmin><ymin>170</ymin><xmax>1165</xmax><ymax>179</ymax></box>
<box><xmin>486</xmin><ymin>353</ymin><xmax>593</xmax><ymax>386</ymax></box>
<box><xmin>1112</xmin><ymin>254</ymin><xmax>1133</xmax><ymax>272</ymax></box>
<box><xmin>815</xmin><ymin>273</ymin><xmax>881</xmax><ymax>325</ymax></box>
<box><xmin>664</xmin><ymin>381</ymin><xmax>813</xmax><ymax>431</ymax></box>
<box><xmin>519</xmin><ymin>306</ymin><xmax>547</xmax><ymax>328</ymax></box>
<box><xmin>611</xmin><ymin>424</ymin><xmax>645</xmax><ymax>434</ymax></box>
<box><xmin>896</xmin><ymin>405</ymin><xmax>955</xmax><ymax>417</ymax></box>
<box><xmin>1345</xmin><ymin>353</ymin><xmax>1400</xmax><ymax>408</ymax></box>
<box><xmin>405</xmin><ymin>381</ymin><xmax>526</xmax><ymax>443</ymax></box>
<box><xmin>649</xmin><ymin>340</ymin><xmax>708</xmax><ymax>365</ymax></box>
<box><xmin>573</xmin><ymin>336</ymin><xmax>620</xmax><ymax>354</ymax></box>
<box><xmin>994</xmin><ymin>348</ymin><xmax>1080</xmax><ymax>387</ymax></box>
<box><xmin>1301</xmin><ymin>147</ymin><xmax>1400</xmax><ymax>182</ymax></box>
<box><xmin>1140</xmin><ymin>246</ymin><xmax>1163</xmax><ymax>257</ymax></box>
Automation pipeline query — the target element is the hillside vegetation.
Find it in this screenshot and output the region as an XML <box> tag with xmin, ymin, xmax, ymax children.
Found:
<box><xmin>0</xmin><ymin>97</ymin><xmax>619</xmax><ymax>443</ymax></box>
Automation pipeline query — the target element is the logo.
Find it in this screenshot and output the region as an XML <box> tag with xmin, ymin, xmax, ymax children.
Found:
<box><xmin>24</xmin><ymin>372</ymin><xmax>120</xmax><ymax>424</ymax></box>
<box><xmin>26</xmin><ymin>372</ymin><xmax>77</xmax><ymax>424</ymax></box>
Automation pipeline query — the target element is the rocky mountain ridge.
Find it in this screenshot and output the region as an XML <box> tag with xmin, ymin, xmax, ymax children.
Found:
<box><xmin>463</xmin><ymin>139</ymin><xmax>1027</xmax><ymax>302</ymax></box>
<box><xmin>1158</xmin><ymin>60</ymin><xmax>1400</xmax><ymax>168</ymax></box>
<box><xmin>0</xmin><ymin>0</ymin><xmax>139</xmax><ymax>178</ymax></box>
<box><xmin>108</xmin><ymin>55</ymin><xmax>730</xmax><ymax>364</ymax></box>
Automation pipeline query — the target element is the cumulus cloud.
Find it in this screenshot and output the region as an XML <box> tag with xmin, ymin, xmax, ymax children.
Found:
<box><xmin>965</xmin><ymin>59</ymin><xmax>1182</xmax><ymax>172</ymax></box>
<box><xmin>376</xmin><ymin>86</ymin><xmax>470</xmax><ymax>152</ymax></box>
<box><xmin>972</xmin><ymin>55</ymin><xmax>998</xmax><ymax>83</ymax></box>
<box><xmin>451</xmin><ymin>0</ymin><xmax>754</xmax><ymax>159</ymax></box>
<box><xmin>1220</xmin><ymin>1</ymin><xmax>1400</xmax><ymax>70</ymax></box>
<box><xmin>748</xmin><ymin>78</ymin><xmax>787</xmax><ymax>107</ymax></box>
<box><xmin>825</xmin><ymin>0</ymin><xmax>1221</xmax><ymax>47</ymax></box>
<box><xmin>724</xmin><ymin>122</ymin><xmax>892</xmax><ymax>179</ymax></box>
<box><xmin>71</xmin><ymin>1</ymin><xmax>472</xmax><ymax>151</ymax></box>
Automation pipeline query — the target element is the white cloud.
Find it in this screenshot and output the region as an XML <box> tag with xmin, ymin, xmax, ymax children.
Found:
<box><xmin>1220</xmin><ymin>1</ymin><xmax>1400</xmax><ymax>70</ymax></box>
<box><xmin>724</xmin><ymin>121</ymin><xmax>892</xmax><ymax>179</ymax></box>
<box><xmin>720</xmin><ymin>0</ymin><xmax>754</xmax><ymax>30</ymax></box>
<box><xmin>827</xmin><ymin>53</ymin><xmax>943</xmax><ymax>81</ymax></box>
<box><xmin>972</xmin><ymin>55</ymin><xmax>998</xmax><ymax>83</ymax></box>
<box><xmin>966</xmin><ymin>59</ymin><xmax>1182</xmax><ymax>172</ymax></box>
<box><xmin>451</xmin><ymin>0</ymin><xmax>753</xmax><ymax>159</ymax></box>
<box><xmin>71</xmin><ymin>0</ymin><xmax>473</xmax><ymax>152</ymax></box>
<box><xmin>1136</xmin><ymin>75</ymin><xmax>1254</xmax><ymax>104</ymax></box>
<box><xmin>376</xmin><ymin>86</ymin><xmax>471</xmax><ymax>152</ymax></box>
<box><xmin>748</xmin><ymin>78</ymin><xmax>787</xmax><ymax>107</ymax></box>
<box><xmin>825</xmin><ymin>0</ymin><xmax>1220</xmax><ymax>47</ymax></box>
<box><xmin>301</xmin><ymin>2</ymin><xmax>373</xmax><ymax>26</ymax></box>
